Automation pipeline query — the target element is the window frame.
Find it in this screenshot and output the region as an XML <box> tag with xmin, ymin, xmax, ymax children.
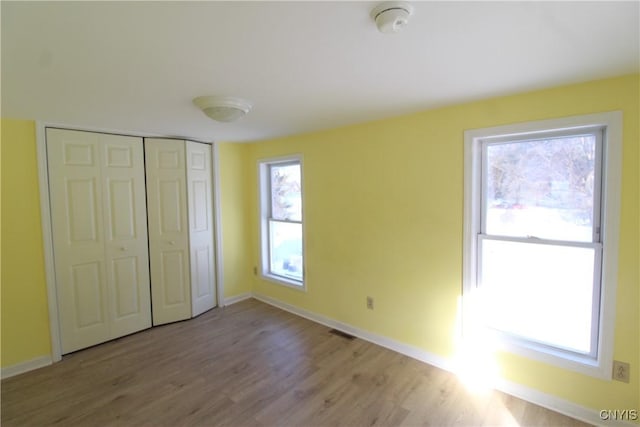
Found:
<box><xmin>463</xmin><ymin>112</ymin><xmax>622</xmax><ymax>379</ymax></box>
<box><xmin>258</xmin><ymin>155</ymin><xmax>305</xmax><ymax>289</ymax></box>
<box><xmin>479</xmin><ymin>129</ymin><xmax>603</xmax><ymax>359</ymax></box>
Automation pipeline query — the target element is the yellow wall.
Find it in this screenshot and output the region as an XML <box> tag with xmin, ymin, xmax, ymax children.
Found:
<box><xmin>218</xmin><ymin>143</ymin><xmax>253</xmax><ymax>298</ymax></box>
<box><xmin>0</xmin><ymin>119</ymin><xmax>52</xmax><ymax>367</ymax></box>
<box><xmin>242</xmin><ymin>74</ymin><xmax>639</xmax><ymax>412</ymax></box>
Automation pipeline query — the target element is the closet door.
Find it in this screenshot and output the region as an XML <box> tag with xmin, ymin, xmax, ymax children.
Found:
<box><xmin>47</xmin><ymin>129</ymin><xmax>151</xmax><ymax>354</ymax></box>
<box><xmin>186</xmin><ymin>141</ymin><xmax>216</xmax><ymax>316</ymax></box>
<box><xmin>145</xmin><ymin>139</ymin><xmax>192</xmax><ymax>325</ymax></box>
<box><xmin>48</xmin><ymin>130</ymin><xmax>109</xmax><ymax>353</ymax></box>
<box><xmin>101</xmin><ymin>135</ymin><xmax>152</xmax><ymax>337</ymax></box>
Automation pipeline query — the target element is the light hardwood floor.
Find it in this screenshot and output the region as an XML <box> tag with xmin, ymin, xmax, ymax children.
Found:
<box><xmin>2</xmin><ymin>299</ymin><xmax>590</xmax><ymax>426</ymax></box>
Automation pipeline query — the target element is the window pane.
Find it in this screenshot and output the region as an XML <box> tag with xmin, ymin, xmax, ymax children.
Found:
<box><xmin>485</xmin><ymin>135</ymin><xmax>596</xmax><ymax>242</ymax></box>
<box><xmin>269</xmin><ymin>220</ymin><xmax>303</xmax><ymax>282</ymax></box>
<box><xmin>480</xmin><ymin>238</ymin><xmax>596</xmax><ymax>354</ymax></box>
<box><xmin>271</xmin><ymin>163</ymin><xmax>301</xmax><ymax>221</ymax></box>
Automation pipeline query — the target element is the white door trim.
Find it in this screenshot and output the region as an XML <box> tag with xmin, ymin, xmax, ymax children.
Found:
<box><xmin>211</xmin><ymin>142</ymin><xmax>225</xmax><ymax>306</ymax></box>
<box><xmin>35</xmin><ymin>121</ymin><xmax>226</xmax><ymax>363</ymax></box>
<box><xmin>35</xmin><ymin>122</ymin><xmax>62</xmax><ymax>362</ymax></box>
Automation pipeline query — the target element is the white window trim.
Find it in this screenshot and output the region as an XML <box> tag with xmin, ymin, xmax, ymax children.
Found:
<box><xmin>258</xmin><ymin>154</ymin><xmax>306</xmax><ymax>290</ymax></box>
<box><xmin>463</xmin><ymin>111</ymin><xmax>622</xmax><ymax>379</ymax></box>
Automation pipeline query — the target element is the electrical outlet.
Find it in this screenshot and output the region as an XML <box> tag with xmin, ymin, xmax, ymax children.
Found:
<box><xmin>612</xmin><ymin>360</ymin><xmax>630</xmax><ymax>383</ymax></box>
<box><xmin>366</xmin><ymin>296</ymin><xmax>374</xmax><ymax>310</ymax></box>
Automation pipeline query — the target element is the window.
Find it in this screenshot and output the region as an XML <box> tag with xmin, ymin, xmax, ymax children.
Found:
<box><xmin>259</xmin><ymin>156</ymin><xmax>304</xmax><ymax>287</ymax></box>
<box><xmin>463</xmin><ymin>112</ymin><xmax>622</xmax><ymax>378</ymax></box>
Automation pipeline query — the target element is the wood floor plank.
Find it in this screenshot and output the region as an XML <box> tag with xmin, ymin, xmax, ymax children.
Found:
<box><xmin>1</xmin><ymin>299</ymin><xmax>591</xmax><ymax>426</ymax></box>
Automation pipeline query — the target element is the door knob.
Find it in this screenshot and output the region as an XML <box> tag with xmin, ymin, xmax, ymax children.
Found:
<box><xmin>120</xmin><ymin>246</ymin><xmax>127</xmax><ymax>251</ymax></box>
<box><xmin>169</xmin><ymin>241</ymin><xmax>176</xmax><ymax>245</ymax></box>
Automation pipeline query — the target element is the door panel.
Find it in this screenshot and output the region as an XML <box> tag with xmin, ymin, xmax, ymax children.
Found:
<box><xmin>66</xmin><ymin>178</ymin><xmax>99</xmax><ymax>242</ymax></box>
<box><xmin>102</xmin><ymin>135</ymin><xmax>151</xmax><ymax>338</ymax></box>
<box><xmin>158</xmin><ymin>180</ymin><xmax>183</xmax><ymax>233</ymax></box>
<box><xmin>186</xmin><ymin>141</ymin><xmax>216</xmax><ymax>316</ymax></box>
<box><xmin>191</xmin><ymin>181</ymin><xmax>208</xmax><ymax>232</ymax></box>
<box><xmin>158</xmin><ymin>150</ymin><xmax>180</xmax><ymax>169</ymax></box>
<box><xmin>161</xmin><ymin>250</ymin><xmax>188</xmax><ymax>304</ymax></box>
<box><xmin>145</xmin><ymin>139</ymin><xmax>192</xmax><ymax>325</ymax></box>
<box><xmin>47</xmin><ymin>129</ymin><xmax>110</xmax><ymax>353</ymax></box>
<box><xmin>193</xmin><ymin>246</ymin><xmax>211</xmax><ymax>298</ymax></box>
<box><xmin>107</xmin><ymin>179</ymin><xmax>136</xmax><ymax>240</ymax></box>
<box><xmin>111</xmin><ymin>256</ymin><xmax>139</xmax><ymax>317</ymax></box>
<box><xmin>71</xmin><ymin>261</ymin><xmax>105</xmax><ymax>327</ymax></box>
<box><xmin>63</xmin><ymin>143</ymin><xmax>95</xmax><ymax>166</ymax></box>
<box><xmin>106</xmin><ymin>145</ymin><xmax>133</xmax><ymax>168</ymax></box>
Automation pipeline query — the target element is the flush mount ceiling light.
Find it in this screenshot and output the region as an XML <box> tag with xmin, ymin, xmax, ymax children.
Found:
<box><xmin>371</xmin><ymin>1</ymin><xmax>413</xmax><ymax>34</ymax></box>
<box><xmin>193</xmin><ymin>96</ymin><xmax>252</xmax><ymax>123</ymax></box>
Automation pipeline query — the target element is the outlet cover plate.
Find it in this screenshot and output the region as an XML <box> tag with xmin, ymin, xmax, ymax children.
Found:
<box><xmin>612</xmin><ymin>360</ymin><xmax>630</xmax><ymax>383</ymax></box>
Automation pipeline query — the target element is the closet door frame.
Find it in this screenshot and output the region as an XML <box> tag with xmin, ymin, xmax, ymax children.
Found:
<box><xmin>35</xmin><ymin>122</ymin><xmax>225</xmax><ymax>363</ymax></box>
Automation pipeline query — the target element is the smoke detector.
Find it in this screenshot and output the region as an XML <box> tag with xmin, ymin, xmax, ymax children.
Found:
<box><xmin>371</xmin><ymin>1</ymin><xmax>413</xmax><ymax>34</ymax></box>
<box><xmin>193</xmin><ymin>96</ymin><xmax>252</xmax><ymax>123</ymax></box>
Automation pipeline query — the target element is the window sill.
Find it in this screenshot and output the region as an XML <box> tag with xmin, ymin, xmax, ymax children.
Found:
<box><xmin>486</xmin><ymin>329</ymin><xmax>610</xmax><ymax>380</ymax></box>
<box><xmin>260</xmin><ymin>273</ymin><xmax>306</xmax><ymax>291</ymax></box>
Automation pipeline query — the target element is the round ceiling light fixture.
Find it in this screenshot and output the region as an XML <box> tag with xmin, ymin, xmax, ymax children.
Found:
<box><xmin>193</xmin><ymin>96</ymin><xmax>252</xmax><ymax>123</ymax></box>
<box><xmin>371</xmin><ymin>1</ymin><xmax>413</xmax><ymax>34</ymax></box>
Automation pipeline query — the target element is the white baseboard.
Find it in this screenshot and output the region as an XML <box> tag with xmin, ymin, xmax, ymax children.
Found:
<box><xmin>1</xmin><ymin>356</ymin><xmax>52</xmax><ymax>379</ymax></box>
<box><xmin>495</xmin><ymin>379</ymin><xmax>637</xmax><ymax>427</ymax></box>
<box><xmin>252</xmin><ymin>293</ymin><xmax>631</xmax><ymax>427</ymax></box>
<box><xmin>223</xmin><ymin>292</ymin><xmax>253</xmax><ymax>306</ymax></box>
<box><xmin>253</xmin><ymin>292</ymin><xmax>452</xmax><ymax>371</ymax></box>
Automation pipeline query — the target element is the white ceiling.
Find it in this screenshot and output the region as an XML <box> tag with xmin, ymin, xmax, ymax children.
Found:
<box><xmin>2</xmin><ymin>1</ymin><xmax>639</xmax><ymax>143</ymax></box>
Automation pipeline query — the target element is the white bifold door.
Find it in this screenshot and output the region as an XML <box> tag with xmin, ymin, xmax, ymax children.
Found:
<box><xmin>47</xmin><ymin>128</ymin><xmax>152</xmax><ymax>354</ymax></box>
<box><xmin>145</xmin><ymin>139</ymin><xmax>217</xmax><ymax>325</ymax></box>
